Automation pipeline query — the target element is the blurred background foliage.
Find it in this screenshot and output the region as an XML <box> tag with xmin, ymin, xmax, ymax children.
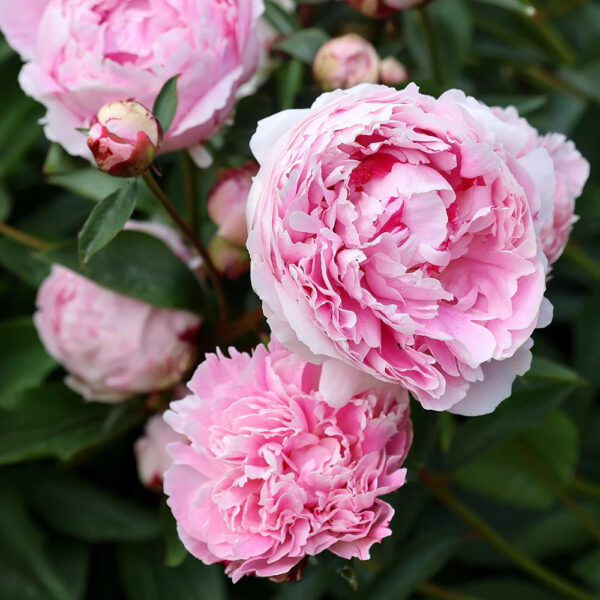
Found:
<box><xmin>0</xmin><ymin>0</ymin><xmax>599</xmax><ymax>599</ymax></box>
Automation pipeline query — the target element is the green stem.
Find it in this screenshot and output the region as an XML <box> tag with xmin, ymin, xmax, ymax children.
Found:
<box><xmin>142</xmin><ymin>171</ymin><xmax>228</xmax><ymax>324</ymax></box>
<box><xmin>515</xmin><ymin>440</ymin><xmax>600</xmax><ymax>544</ymax></box>
<box><xmin>181</xmin><ymin>152</ymin><xmax>198</xmax><ymax>233</ymax></box>
<box><xmin>571</xmin><ymin>478</ymin><xmax>600</xmax><ymax>502</ymax></box>
<box><xmin>420</xmin><ymin>471</ymin><xmax>596</xmax><ymax>600</ymax></box>
<box><xmin>563</xmin><ymin>243</ymin><xmax>600</xmax><ymax>282</ymax></box>
<box><xmin>417</xmin><ymin>581</ymin><xmax>480</xmax><ymax>600</ymax></box>
<box><xmin>417</xmin><ymin>7</ymin><xmax>444</xmax><ymax>86</ymax></box>
<box><xmin>0</xmin><ymin>222</ymin><xmax>51</xmax><ymax>251</ymax></box>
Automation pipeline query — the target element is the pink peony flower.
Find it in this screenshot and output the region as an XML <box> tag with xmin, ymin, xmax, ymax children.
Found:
<box><xmin>34</xmin><ymin>224</ymin><xmax>202</xmax><ymax>403</ymax></box>
<box><xmin>164</xmin><ymin>341</ymin><xmax>412</xmax><ymax>582</ymax></box>
<box><xmin>313</xmin><ymin>34</ymin><xmax>380</xmax><ymax>92</ymax></box>
<box><xmin>0</xmin><ymin>0</ymin><xmax>264</xmax><ymax>158</ymax></box>
<box><xmin>491</xmin><ymin>106</ymin><xmax>589</xmax><ymax>265</ymax></box>
<box><xmin>208</xmin><ymin>163</ymin><xmax>258</xmax><ymax>247</ymax></box>
<box><xmin>247</xmin><ymin>83</ymin><xmax>563</xmax><ymax>415</ymax></box>
<box><xmin>135</xmin><ymin>413</ymin><xmax>187</xmax><ymax>490</ymax></box>
<box><xmin>345</xmin><ymin>0</ymin><xmax>429</xmax><ymax>18</ymax></box>
<box><xmin>87</xmin><ymin>100</ymin><xmax>162</xmax><ymax>177</ymax></box>
<box><xmin>379</xmin><ymin>57</ymin><xmax>409</xmax><ymax>86</ymax></box>
<box><xmin>537</xmin><ymin>134</ymin><xmax>589</xmax><ymax>264</ymax></box>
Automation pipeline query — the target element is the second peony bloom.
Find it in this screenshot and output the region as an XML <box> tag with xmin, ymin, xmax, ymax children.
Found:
<box><xmin>164</xmin><ymin>341</ymin><xmax>412</xmax><ymax>582</ymax></box>
<box><xmin>247</xmin><ymin>83</ymin><xmax>588</xmax><ymax>416</ymax></box>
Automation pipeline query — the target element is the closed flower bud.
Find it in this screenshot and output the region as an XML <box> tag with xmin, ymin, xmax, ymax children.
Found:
<box><xmin>207</xmin><ymin>163</ymin><xmax>258</xmax><ymax>247</ymax></box>
<box><xmin>209</xmin><ymin>236</ymin><xmax>250</xmax><ymax>279</ymax></box>
<box><xmin>380</xmin><ymin>57</ymin><xmax>409</xmax><ymax>85</ymax></box>
<box><xmin>313</xmin><ymin>34</ymin><xmax>379</xmax><ymax>92</ymax></box>
<box><xmin>87</xmin><ymin>100</ymin><xmax>162</xmax><ymax>177</ymax></box>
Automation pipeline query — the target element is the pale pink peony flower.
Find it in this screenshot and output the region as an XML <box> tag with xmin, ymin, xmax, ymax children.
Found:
<box><xmin>164</xmin><ymin>341</ymin><xmax>412</xmax><ymax>582</ymax></box>
<box><xmin>345</xmin><ymin>0</ymin><xmax>428</xmax><ymax>18</ymax></box>
<box><xmin>87</xmin><ymin>100</ymin><xmax>162</xmax><ymax>177</ymax></box>
<box><xmin>208</xmin><ymin>164</ymin><xmax>259</xmax><ymax>247</ymax></box>
<box><xmin>135</xmin><ymin>413</ymin><xmax>187</xmax><ymax>490</ymax></box>
<box><xmin>313</xmin><ymin>34</ymin><xmax>380</xmax><ymax>92</ymax></box>
<box><xmin>491</xmin><ymin>106</ymin><xmax>589</xmax><ymax>265</ymax></box>
<box><xmin>0</xmin><ymin>0</ymin><xmax>264</xmax><ymax>158</ymax></box>
<box><xmin>247</xmin><ymin>83</ymin><xmax>562</xmax><ymax>416</ymax></box>
<box><xmin>537</xmin><ymin>134</ymin><xmax>589</xmax><ymax>264</ymax></box>
<box><xmin>379</xmin><ymin>57</ymin><xmax>409</xmax><ymax>86</ymax></box>
<box><xmin>34</xmin><ymin>225</ymin><xmax>202</xmax><ymax>403</ymax></box>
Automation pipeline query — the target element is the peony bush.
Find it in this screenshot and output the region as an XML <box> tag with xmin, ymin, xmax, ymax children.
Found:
<box><xmin>0</xmin><ymin>1</ymin><xmax>598</xmax><ymax>599</ymax></box>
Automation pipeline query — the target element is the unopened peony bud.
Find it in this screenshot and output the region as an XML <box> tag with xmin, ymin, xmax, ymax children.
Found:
<box><xmin>209</xmin><ymin>236</ymin><xmax>250</xmax><ymax>279</ymax></box>
<box><xmin>380</xmin><ymin>57</ymin><xmax>409</xmax><ymax>85</ymax></box>
<box><xmin>313</xmin><ymin>34</ymin><xmax>379</xmax><ymax>92</ymax></box>
<box><xmin>87</xmin><ymin>100</ymin><xmax>162</xmax><ymax>177</ymax></box>
<box><xmin>135</xmin><ymin>413</ymin><xmax>187</xmax><ymax>490</ymax></box>
<box><xmin>346</xmin><ymin>0</ymin><xmax>428</xmax><ymax>17</ymax></box>
<box><xmin>207</xmin><ymin>163</ymin><xmax>258</xmax><ymax>247</ymax></box>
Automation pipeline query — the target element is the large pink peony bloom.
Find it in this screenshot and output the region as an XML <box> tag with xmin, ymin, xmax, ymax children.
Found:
<box><xmin>0</xmin><ymin>0</ymin><xmax>264</xmax><ymax>157</ymax></box>
<box><xmin>164</xmin><ymin>341</ymin><xmax>412</xmax><ymax>582</ymax></box>
<box><xmin>34</xmin><ymin>225</ymin><xmax>201</xmax><ymax>403</ymax></box>
<box><xmin>247</xmin><ymin>83</ymin><xmax>564</xmax><ymax>415</ymax></box>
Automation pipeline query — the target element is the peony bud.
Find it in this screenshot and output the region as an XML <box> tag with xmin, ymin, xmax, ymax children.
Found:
<box><xmin>87</xmin><ymin>100</ymin><xmax>162</xmax><ymax>177</ymax></box>
<box><xmin>380</xmin><ymin>57</ymin><xmax>409</xmax><ymax>85</ymax></box>
<box><xmin>209</xmin><ymin>236</ymin><xmax>250</xmax><ymax>279</ymax></box>
<box><xmin>346</xmin><ymin>0</ymin><xmax>428</xmax><ymax>17</ymax></box>
<box><xmin>207</xmin><ymin>163</ymin><xmax>258</xmax><ymax>247</ymax></box>
<box><xmin>312</xmin><ymin>34</ymin><xmax>379</xmax><ymax>92</ymax></box>
<box><xmin>135</xmin><ymin>413</ymin><xmax>187</xmax><ymax>490</ymax></box>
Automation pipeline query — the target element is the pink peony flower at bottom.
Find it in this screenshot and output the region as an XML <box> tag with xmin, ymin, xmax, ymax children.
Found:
<box><xmin>164</xmin><ymin>341</ymin><xmax>412</xmax><ymax>582</ymax></box>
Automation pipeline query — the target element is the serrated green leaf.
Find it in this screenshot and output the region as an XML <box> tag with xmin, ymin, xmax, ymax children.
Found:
<box><xmin>153</xmin><ymin>75</ymin><xmax>180</xmax><ymax>134</ymax></box>
<box><xmin>78</xmin><ymin>180</ymin><xmax>137</xmax><ymax>265</ymax></box>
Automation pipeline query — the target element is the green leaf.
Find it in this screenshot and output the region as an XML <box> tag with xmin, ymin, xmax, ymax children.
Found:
<box><xmin>0</xmin><ymin>383</ymin><xmax>145</xmax><ymax>465</ymax></box>
<box><xmin>446</xmin><ymin>381</ymin><xmax>575</xmax><ymax>468</ymax></box>
<box><xmin>454</xmin><ymin>410</ymin><xmax>578</xmax><ymax>509</ymax></box>
<box><xmin>49</xmin><ymin>538</ymin><xmax>90</xmax><ymax>600</ymax></box>
<box><xmin>277</xmin><ymin>58</ymin><xmax>305</xmax><ymax>110</ymax></box>
<box><xmin>0</xmin><ymin>317</ymin><xmax>56</xmax><ymax>399</ymax></box>
<box><xmin>0</xmin><ymin>238</ymin><xmax>50</xmax><ymax>287</ymax></box>
<box><xmin>38</xmin><ymin>230</ymin><xmax>208</xmax><ymax>314</ymax></box>
<box><xmin>474</xmin><ymin>0</ymin><xmax>536</xmax><ymax>16</ymax></box>
<box><xmin>367</xmin><ymin>530</ymin><xmax>461</xmax><ymax>600</ymax></box>
<box><xmin>456</xmin><ymin>578</ymin><xmax>562</xmax><ymax>600</ymax></box>
<box><xmin>571</xmin><ymin>549</ymin><xmax>600</xmax><ymax>592</ymax></box>
<box><xmin>153</xmin><ymin>75</ymin><xmax>180</xmax><ymax>134</ymax></box>
<box><xmin>0</xmin><ymin>489</ymin><xmax>74</xmax><ymax>600</ymax></box>
<box><xmin>317</xmin><ymin>553</ymin><xmax>358</xmax><ymax>591</ymax></box>
<box><xmin>524</xmin><ymin>356</ymin><xmax>584</xmax><ymax>385</ymax></box>
<box><xmin>0</xmin><ymin>182</ymin><xmax>12</xmax><ymax>221</ymax></box>
<box><xmin>78</xmin><ymin>180</ymin><xmax>137</xmax><ymax>265</ymax></box>
<box><xmin>407</xmin><ymin>403</ymin><xmax>441</xmax><ymax>468</ymax></box>
<box><xmin>18</xmin><ymin>468</ymin><xmax>160</xmax><ymax>543</ymax></box>
<box><xmin>264</xmin><ymin>0</ymin><xmax>298</xmax><ymax>34</ymax></box>
<box><xmin>118</xmin><ymin>541</ymin><xmax>227</xmax><ymax>600</ymax></box>
<box><xmin>160</xmin><ymin>500</ymin><xmax>188</xmax><ymax>567</ymax></box>
<box><xmin>48</xmin><ymin>168</ymin><xmax>123</xmax><ymax>202</ymax></box>
<box><xmin>274</xmin><ymin>28</ymin><xmax>330</xmax><ymax>64</ymax></box>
